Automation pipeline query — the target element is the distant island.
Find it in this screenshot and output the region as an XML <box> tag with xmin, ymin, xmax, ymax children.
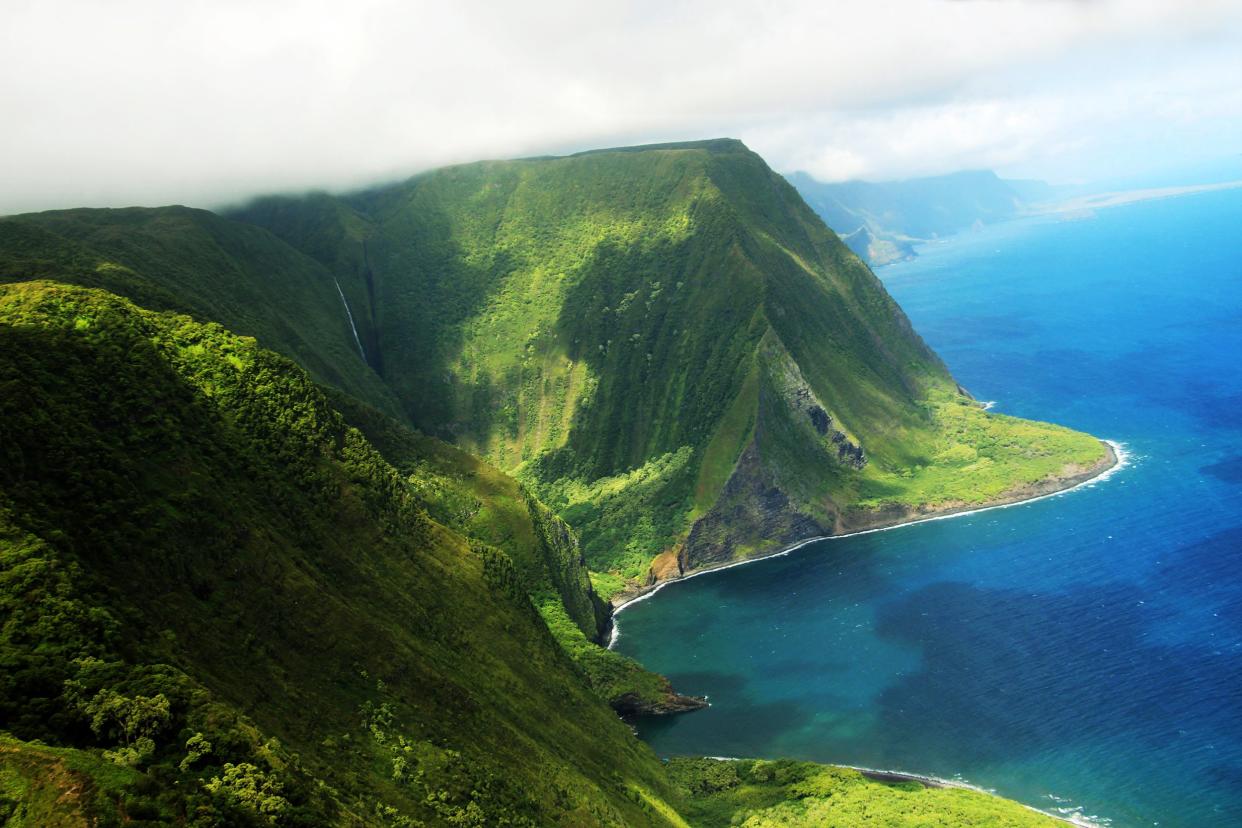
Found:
<box><xmin>786</xmin><ymin>169</ymin><xmax>1051</xmax><ymax>265</ymax></box>
<box><xmin>789</xmin><ymin>167</ymin><xmax>1242</xmax><ymax>267</ymax></box>
<box><xmin>1030</xmin><ymin>178</ymin><xmax>1242</xmax><ymax>218</ymax></box>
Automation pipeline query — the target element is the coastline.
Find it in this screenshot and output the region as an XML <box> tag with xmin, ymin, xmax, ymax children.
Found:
<box><xmin>843</xmin><ymin>765</ymin><xmax>1105</xmax><ymax>828</ymax></box>
<box><xmin>703</xmin><ymin>757</ymin><xmax>1103</xmax><ymax>827</ymax></box>
<box><xmin>1033</xmin><ymin>178</ymin><xmax>1242</xmax><ymax>216</ymax></box>
<box><xmin>608</xmin><ymin>438</ymin><xmax>1126</xmax><ymax>646</ymax></box>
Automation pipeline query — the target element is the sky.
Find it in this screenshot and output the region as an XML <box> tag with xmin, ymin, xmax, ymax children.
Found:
<box><xmin>3</xmin><ymin>0</ymin><xmax>1241</xmax><ymax>214</ymax></box>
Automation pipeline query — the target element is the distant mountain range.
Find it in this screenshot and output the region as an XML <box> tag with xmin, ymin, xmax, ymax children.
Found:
<box><xmin>787</xmin><ymin>169</ymin><xmax>1060</xmax><ymax>265</ymax></box>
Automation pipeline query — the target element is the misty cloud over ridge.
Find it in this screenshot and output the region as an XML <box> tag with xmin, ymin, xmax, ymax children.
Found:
<box><xmin>3</xmin><ymin>0</ymin><xmax>1241</xmax><ymax>213</ymax></box>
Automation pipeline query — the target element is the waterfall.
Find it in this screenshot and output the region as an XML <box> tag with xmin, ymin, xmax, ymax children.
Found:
<box><xmin>333</xmin><ymin>278</ymin><xmax>367</xmax><ymax>362</ymax></box>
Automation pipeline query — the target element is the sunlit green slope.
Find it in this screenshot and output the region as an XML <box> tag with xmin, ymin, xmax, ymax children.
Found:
<box><xmin>668</xmin><ymin>758</ymin><xmax>1063</xmax><ymax>827</ymax></box>
<box><xmin>0</xmin><ymin>140</ymin><xmax>1107</xmax><ymax>597</ymax></box>
<box><xmin>0</xmin><ymin>281</ymin><xmax>686</xmax><ymax>826</ymax></box>
<box><xmin>235</xmin><ymin>139</ymin><xmax>1107</xmax><ymax>594</ymax></box>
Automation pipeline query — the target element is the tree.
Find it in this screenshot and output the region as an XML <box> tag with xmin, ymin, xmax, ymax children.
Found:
<box><xmin>203</xmin><ymin>763</ymin><xmax>290</xmax><ymax>824</ymax></box>
<box><xmin>80</xmin><ymin>688</ymin><xmax>171</xmax><ymax>766</ymax></box>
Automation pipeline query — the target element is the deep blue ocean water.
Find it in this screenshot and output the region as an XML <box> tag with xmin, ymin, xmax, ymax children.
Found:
<box><xmin>613</xmin><ymin>189</ymin><xmax>1242</xmax><ymax>826</ymax></box>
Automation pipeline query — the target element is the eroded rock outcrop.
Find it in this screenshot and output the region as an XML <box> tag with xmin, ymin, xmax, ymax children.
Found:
<box><xmin>678</xmin><ymin>333</ymin><xmax>863</xmax><ymax>571</ymax></box>
<box><xmin>612</xmin><ymin>686</ymin><xmax>710</xmax><ymax>717</ymax></box>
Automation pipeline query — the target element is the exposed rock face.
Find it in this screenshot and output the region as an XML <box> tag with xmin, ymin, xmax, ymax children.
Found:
<box><xmin>681</xmin><ymin>442</ymin><xmax>830</xmax><ymax>570</ymax></box>
<box><xmin>646</xmin><ymin>548</ymin><xmax>684</xmax><ymax>584</ymax></box>
<box><xmin>771</xmin><ymin>340</ymin><xmax>866</xmax><ymax>471</ymax></box>
<box><xmin>615</xmin><ymin>439</ymin><xmax>1119</xmax><ymax>619</ymax></box>
<box><xmin>612</xmin><ymin>688</ymin><xmax>709</xmax><ymax>717</ymax></box>
<box><xmin>831</xmin><ymin>431</ymin><xmax>866</xmax><ymax>469</ymax></box>
<box><xmin>676</xmin><ymin>333</ymin><xmax>866</xmax><ymax>571</ymax></box>
<box><xmin>807</xmin><ymin>405</ymin><xmax>831</xmax><ymax>435</ymax></box>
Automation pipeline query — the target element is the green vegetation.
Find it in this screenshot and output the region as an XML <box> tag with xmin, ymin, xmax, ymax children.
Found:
<box><xmin>233</xmin><ymin>139</ymin><xmax>1105</xmax><ymax>587</ymax></box>
<box><xmin>0</xmin><ymin>139</ymin><xmax>1110</xmax><ymax>825</ymax></box>
<box><xmin>325</xmin><ymin>390</ymin><xmax>686</xmax><ymax>712</ymax></box>
<box><xmin>538</xmin><ymin>446</ymin><xmax>700</xmax><ymax>584</ymax></box>
<box><xmin>0</xmin><ymin>206</ymin><xmax>401</xmax><ymax>418</ymax></box>
<box><xmin>0</xmin><ymin>141</ymin><xmax>1106</xmax><ymax>593</ymax></box>
<box><xmin>0</xmin><ymin>734</ymin><xmax>152</xmax><ymax>826</ymax></box>
<box><xmin>0</xmin><ymin>281</ymin><xmax>684</xmax><ymax>826</ymax></box>
<box><xmin>851</xmin><ymin>392</ymin><xmax>1106</xmax><ymax>511</ymax></box>
<box><xmin>668</xmin><ymin>758</ymin><xmax>1063</xmax><ymax>827</ymax></box>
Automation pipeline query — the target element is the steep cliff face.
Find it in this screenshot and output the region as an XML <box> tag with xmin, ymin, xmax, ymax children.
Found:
<box><xmin>230</xmin><ymin>140</ymin><xmax>1109</xmax><ymax>595</ymax></box>
<box><xmin>676</xmin><ymin>331</ymin><xmax>866</xmax><ymax>571</ymax></box>
<box><xmin>0</xmin><ymin>203</ymin><xmax>629</xmax><ymax>676</ymax></box>
<box><xmin>0</xmin><ymin>141</ymin><xmax>1108</xmax><ymax>826</ymax></box>
<box><xmin>325</xmin><ymin>391</ymin><xmax>703</xmax><ymax>714</ymax></box>
<box><xmin>326</xmin><ymin>390</ymin><xmax>609</xmax><ymax>639</ymax></box>
<box><xmin>0</xmin><ymin>140</ymin><xmax>1107</xmax><ymax>599</ymax></box>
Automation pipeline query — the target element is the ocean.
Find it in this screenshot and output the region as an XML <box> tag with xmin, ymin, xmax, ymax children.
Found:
<box><xmin>612</xmin><ymin>188</ymin><xmax>1242</xmax><ymax>826</ymax></box>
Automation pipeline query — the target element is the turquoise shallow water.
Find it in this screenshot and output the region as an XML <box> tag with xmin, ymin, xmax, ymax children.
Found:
<box><xmin>613</xmin><ymin>189</ymin><xmax>1242</xmax><ymax>826</ymax></box>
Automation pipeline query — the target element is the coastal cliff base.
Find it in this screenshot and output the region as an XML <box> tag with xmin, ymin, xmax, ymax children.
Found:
<box><xmin>613</xmin><ymin>439</ymin><xmax>1119</xmax><ymax>610</ymax></box>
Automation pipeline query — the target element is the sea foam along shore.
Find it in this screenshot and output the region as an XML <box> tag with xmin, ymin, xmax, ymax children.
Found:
<box><xmin>608</xmin><ymin>439</ymin><xmax>1129</xmax><ymax>648</ymax></box>
<box><xmin>701</xmin><ymin>757</ymin><xmax>1108</xmax><ymax>827</ymax></box>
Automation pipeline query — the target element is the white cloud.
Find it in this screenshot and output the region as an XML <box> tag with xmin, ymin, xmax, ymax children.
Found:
<box><xmin>2</xmin><ymin>0</ymin><xmax>1241</xmax><ymax>212</ymax></box>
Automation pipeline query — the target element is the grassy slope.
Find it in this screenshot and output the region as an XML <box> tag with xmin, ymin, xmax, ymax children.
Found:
<box><xmin>0</xmin><ymin>281</ymin><xmax>685</xmax><ymax>827</ymax></box>
<box><xmin>0</xmin><ymin>734</ymin><xmax>148</xmax><ymax>827</ymax></box>
<box><xmin>0</xmin><ymin>207</ymin><xmax>401</xmax><ymax>418</ymax></box>
<box><xmin>234</xmin><ymin>140</ymin><xmax>1105</xmax><ymax>593</ymax></box>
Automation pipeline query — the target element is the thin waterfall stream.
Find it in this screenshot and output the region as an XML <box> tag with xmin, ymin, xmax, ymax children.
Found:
<box><xmin>333</xmin><ymin>278</ymin><xmax>367</xmax><ymax>362</ymax></box>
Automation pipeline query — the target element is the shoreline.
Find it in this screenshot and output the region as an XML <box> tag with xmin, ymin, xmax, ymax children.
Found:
<box><xmin>843</xmin><ymin>765</ymin><xmax>1105</xmax><ymax>827</ymax></box>
<box><xmin>703</xmin><ymin>757</ymin><xmax>1103</xmax><ymax>827</ymax></box>
<box><xmin>1033</xmin><ymin>178</ymin><xmax>1242</xmax><ymax>217</ymax></box>
<box><xmin>608</xmin><ymin>438</ymin><xmax>1126</xmax><ymax>646</ymax></box>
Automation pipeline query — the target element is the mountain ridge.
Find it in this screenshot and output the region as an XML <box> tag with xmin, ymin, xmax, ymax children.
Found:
<box><xmin>0</xmin><ymin>140</ymin><xmax>1109</xmax><ymax>602</ymax></box>
<box><xmin>232</xmin><ymin>141</ymin><xmax>1104</xmax><ymax>602</ymax></box>
<box><xmin>0</xmin><ymin>138</ymin><xmax>1101</xmax><ymax>826</ymax></box>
